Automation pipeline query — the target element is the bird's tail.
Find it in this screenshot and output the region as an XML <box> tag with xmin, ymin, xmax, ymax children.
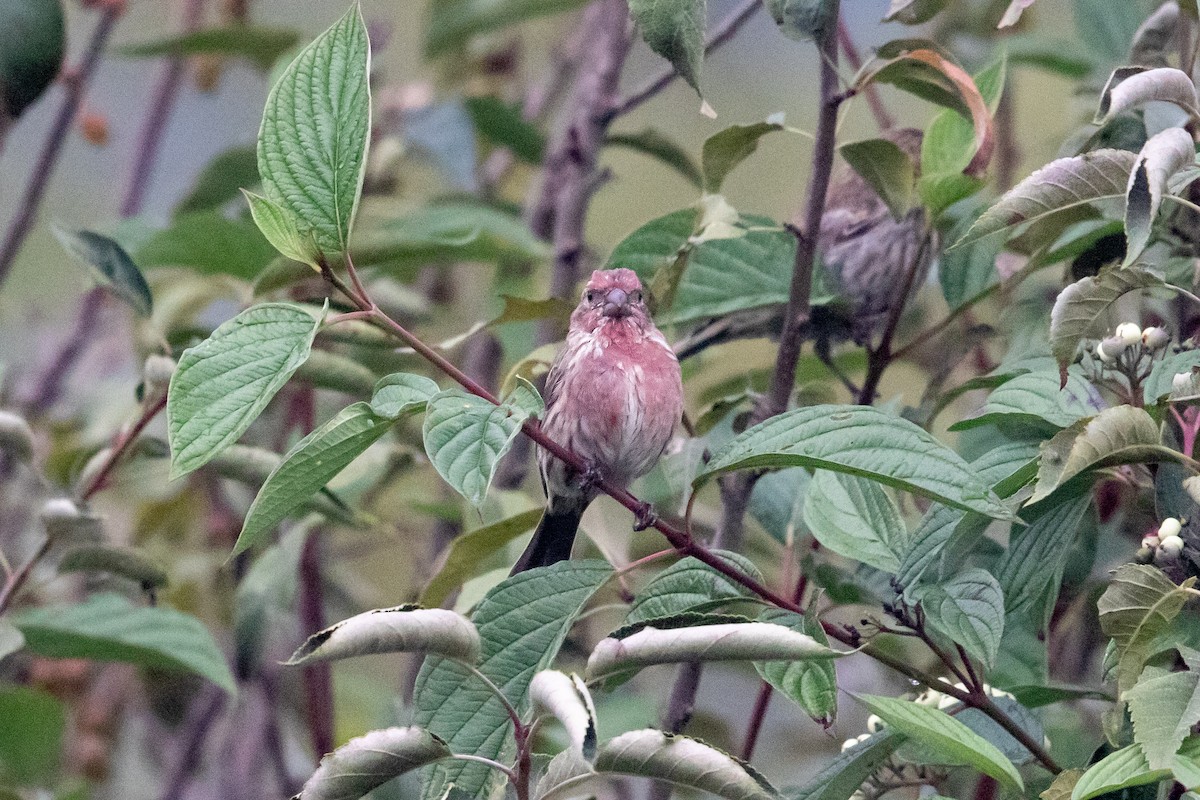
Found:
<box><xmin>510</xmin><ymin>506</ymin><xmax>584</xmax><ymax>575</ymax></box>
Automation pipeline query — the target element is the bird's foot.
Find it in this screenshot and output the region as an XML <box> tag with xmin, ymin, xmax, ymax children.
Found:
<box><xmin>632</xmin><ymin>501</ymin><xmax>657</xmax><ymax>531</ymax></box>
<box><xmin>578</xmin><ymin>462</ymin><xmax>604</xmax><ymax>491</ymax></box>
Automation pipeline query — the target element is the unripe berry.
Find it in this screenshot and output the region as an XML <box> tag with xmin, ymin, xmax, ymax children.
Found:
<box><xmin>1142</xmin><ymin>327</ymin><xmax>1170</xmax><ymax>351</ymax></box>
<box><xmin>1115</xmin><ymin>323</ymin><xmax>1142</xmax><ymax>346</ymax></box>
<box><xmin>1159</xmin><ymin>518</ymin><xmax>1183</xmax><ymax>538</ymax></box>
<box><xmin>0</xmin><ymin>410</ymin><xmax>34</xmax><ymax>464</ymax></box>
<box><xmin>1160</xmin><ymin>535</ymin><xmax>1185</xmax><ymax>558</ymax></box>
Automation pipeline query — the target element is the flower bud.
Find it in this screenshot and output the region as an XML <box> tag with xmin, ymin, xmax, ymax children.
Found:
<box><xmin>40</xmin><ymin>498</ymin><xmax>102</xmax><ymax>542</ymax></box>
<box><xmin>0</xmin><ymin>410</ymin><xmax>34</xmax><ymax>465</ymax></box>
<box><xmin>1142</xmin><ymin>327</ymin><xmax>1170</xmax><ymax>351</ymax></box>
<box><xmin>1115</xmin><ymin>323</ymin><xmax>1142</xmax><ymax>346</ymax></box>
<box><xmin>1159</xmin><ymin>518</ymin><xmax>1183</xmax><ymax>538</ymax></box>
<box><xmin>1160</xmin><ymin>534</ymin><xmax>1185</xmax><ymax>558</ymax></box>
<box><xmin>142</xmin><ymin>355</ymin><xmax>176</xmax><ymax>393</ymax></box>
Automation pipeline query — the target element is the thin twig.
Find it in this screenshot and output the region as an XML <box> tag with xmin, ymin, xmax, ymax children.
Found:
<box><xmin>611</xmin><ymin>0</ymin><xmax>762</xmax><ymax>119</ymax></box>
<box><xmin>299</xmin><ymin>527</ymin><xmax>334</xmax><ymax>759</ymax></box>
<box><xmin>836</xmin><ymin>16</ymin><xmax>894</xmax><ymax>131</ymax></box>
<box><xmin>0</xmin><ymin>5</ymin><xmax>123</xmax><ymax>287</ymax></box>
<box><xmin>157</xmin><ymin>686</ymin><xmax>226</xmax><ymax>800</ymax></box>
<box><xmin>24</xmin><ymin>287</ymin><xmax>107</xmax><ymax>414</ymax></box>
<box><xmin>78</xmin><ymin>391</ymin><xmax>169</xmax><ymax>501</ymax></box>
<box><xmin>0</xmin><ymin>538</ymin><xmax>50</xmax><ymax>614</ymax></box>
<box><xmin>858</xmin><ymin>231</ymin><xmax>933</xmax><ymax>404</ymax></box>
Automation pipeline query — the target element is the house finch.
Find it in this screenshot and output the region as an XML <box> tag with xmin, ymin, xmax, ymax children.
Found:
<box><xmin>511</xmin><ymin>268</ymin><xmax>684</xmax><ymax>573</ymax></box>
<box><xmin>674</xmin><ymin>128</ymin><xmax>933</xmax><ymax>362</ymax></box>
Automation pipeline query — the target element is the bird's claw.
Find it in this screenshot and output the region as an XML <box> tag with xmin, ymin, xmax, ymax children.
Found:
<box><xmin>633</xmin><ymin>502</ymin><xmax>657</xmax><ymax>531</ymax></box>
<box><xmin>578</xmin><ymin>462</ymin><xmax>604</xmax><ymax>490</ymax></box>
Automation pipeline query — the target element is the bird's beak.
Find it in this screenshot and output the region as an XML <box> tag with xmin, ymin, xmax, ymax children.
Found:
<box><xmin>601</xmin><ymin>288</ymin><xmax>631</xmax><ymax>318</ymax></box>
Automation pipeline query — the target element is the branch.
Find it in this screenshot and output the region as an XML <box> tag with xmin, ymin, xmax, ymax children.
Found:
<box><xmin>0</xmin><ymin>4</ymin><xmax>123</xmax><ymax>288</ymax></box>
<box><xmin>299</xmin><ymin>527</ymin><xmax>334</xmax><ymax>760</ymax></box>
<box><xmin>836</xmin><ymin>17</ymin><xmax>894</xmax><ymax>131</ymax></box>
<box><xmin>610</xmin><ymin>0</ymin><xmax>762</xmax><ymax>119</ymax></box>
<box><xmin>78</xmin><ymin>391</ymin><xmax>169</xmax><ymax>502</ymax></box>
<box><xmin>857</xmin><ymin>231</ymin><xmax>933</xmax><ymax>405</ymax></box>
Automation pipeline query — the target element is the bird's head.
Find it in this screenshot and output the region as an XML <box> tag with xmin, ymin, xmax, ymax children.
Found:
<box><xmin>572</xmin><ymin>268</ymin><xmax>651</xmax><ymax>332</ymax></box>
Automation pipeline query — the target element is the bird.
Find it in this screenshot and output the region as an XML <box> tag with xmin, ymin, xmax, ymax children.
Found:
<box><xmin>510</xmin><ymin>268</ymin><xmax>684</xmax><ymax>573</ymax></box>
<box><xmin>673</xmin><ymin>127</ymin><xmax>933</xmax><ymax>365</ymax></box>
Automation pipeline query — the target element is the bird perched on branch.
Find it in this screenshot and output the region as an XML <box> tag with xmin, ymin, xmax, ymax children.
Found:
<box><xmin>674</xmin><ymin>127</ymin><xmax>933</xmax><ymax>363</ymax></box>
<box><xmin>511</xmin><ymin>269</ymin><xmax>684</xmax><ymax>573</ymax></box>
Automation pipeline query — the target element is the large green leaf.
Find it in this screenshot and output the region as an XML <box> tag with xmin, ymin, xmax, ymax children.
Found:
<box><xmin>995</xmin><ymin>494</ymin><xmax>1091</xmax><ymax>616</ymax></box>
<box><xmin>420</xmin><ymin>509</ymin><xmax>544</xmax><ymax>608</ymax></box>
<box><xmin>1098</xmin><ymin>563</ymin><xmax>1197</xmax><ymax>693</ymax></box>
<box><xmin>594</xmin><ymin>730</ymin><xmax>778</xmax><ymax>800</ymax></box>
<box><xmin>175</xmin><ymin>145</ymin><xmax>259</xmax><ymax>217</ymax></box>
<box><xmin>786</xmin><ymin>732</ymin><xmax>904</xmax><ymax>800</ymax></box>
<box><xmin>0</xmin><ymin>685</ymin><xmax>64</xmax><ymax>784</ymax></box>
<box><xmin>607</xmin><ymin>209</ymin><xmax>798</xmax><ymax>325</ymax></box>
<box><xmin>167</xmin><ymin>302</ymin><xmax>323</xmax><ymax>478</ymax></box>
<box><xmin>698</xmin><ymin>405</ymin><xmax>1014</xmax><ymax>520</ymax></box>
<box><xmin>423</xmin><ymin>389</ymin><xmax>530</xmax><ymax>507</ymax></box>
<box><xmin>1126</xmin><ymin>671</ymin><xmax>1200</xmax><ymax>770</ymax></box>
<box><xmin>955</xmin><ymin>149</ymin><xmax>1136</xmax><ymax>247</ymax></box>
<box><xmin>465</xmin><ymin>95</ymin><xmax>545</xmax><ymax>163</ymax></box>
<box><xmin>358</xmin><ymin>202</ymin><xmax>549</xmax><ymax>267</ymax></box>
<box><xmin>257</xmin><ymin>5</ymin><xmax>370</xmax><ymax>255</ymax></box>
<box><xmin>1029</xmin><ymin>405</ymin><xmax>1177</xmax><ymax>504</ymax></box>
<box><xmin>1070</xmin><ymin>743</ymin><xmax>1170</xmax><ymax>800</ymax></box>
<box><xmin>629</xmin><ymin>0</ymin><xmax>706</xmax><ymax>94</ymax></box>
<box><xmin>802</xmin><ymin>470</ymin><xmax>908</xmax><ymax>573</ymax></box>
<box><xmin>414</xmin><ymin>561</ymin><xmax>612</xmax><ymax>800</ymax></box>
<box><xmin>425</xmin><ymin>0</ymin><xmax>588</xmax><ymax>58</ymax></box>
<box><xmin>950</xmin><ymin>367</ymin><xmax>1104</xmax><ymax>432</ymax></box>
<box><xmin>626</xmin><ymin>551</ymin><xmax>762</xmax><ymax>624</ymax></box>
<box><xmin>236</xmin><ymin>402</ymin><xmax>395</xmax><ymax>554</ymax></box>
<box><xmin>13</xmin><ymin>594</ymin><xmax>235</xmax><ymax>693</ymax></box>
<box><xmin>840</xmin><ymin>137</ymin><xmax>916</xmax><ymax>219</ymax></box>
<box><xmin>857</xmin><ymin>695</ymin><xmax>1023</xmax><ymax>792</ymax></box>
<box><xmin>755</xmin><ymin>606</ymin><xmax>837</xmax><ymax>726</ymax></box>
<box><xmin>909</xmin><ymin>568</ymin><xmax>1005</xmax><ymax>668</ymax></box>
<box><xmin>702</xmin><ymin>121</ymin><xmax>785</xmax><ymax>193</ymax></box>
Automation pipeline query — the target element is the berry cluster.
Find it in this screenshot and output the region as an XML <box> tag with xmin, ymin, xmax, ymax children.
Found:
<box><xmin>1138</xmin><ymin>517</ymin><xmax>1188</xmax><ymax>567</ymax></box>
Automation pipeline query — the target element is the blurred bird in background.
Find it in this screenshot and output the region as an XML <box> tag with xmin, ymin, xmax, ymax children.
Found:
<box><xmin>511</xmin><ymin>268</ymin><xmax>684</xmax><ymax>573</ymax></box>
<box><xmin>674</xmin><ymin>127</ymin><xmax>934</xmax><ymax>369</ymax></box>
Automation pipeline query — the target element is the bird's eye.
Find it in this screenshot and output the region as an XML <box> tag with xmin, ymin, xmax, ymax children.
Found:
<box><xmin>585</xmin><ymin>291</ymin><xmax>596</xmax><ymax>303</ymax></box>
<box><xmin>631</xmin><ymin>290</ymin><xmax>643</xmax><ymax>303</ymax></box>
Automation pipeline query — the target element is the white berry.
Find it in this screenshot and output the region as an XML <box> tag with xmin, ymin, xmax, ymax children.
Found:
<box><xmin>1160</xmin><ymin>518</ymin><xmax>1183</xmax><ymax>538</ymax></box>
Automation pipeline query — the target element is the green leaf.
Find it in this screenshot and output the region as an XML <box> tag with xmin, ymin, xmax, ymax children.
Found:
<box><xmin>909</xmin><ymin>568</ymin><xmax>1005</xmax><ymax>668</ymax></box>
<box><xmin>995</xmin><ymin>493</ymin><xmax>1092</xmax><ymax>616</ymax></box>
<box><xmin>627</xmin><ymin>551</ymin><xmax>762</xmax><ymax>624</ymax></box>
<box><xmin>297</xmin><ymin>726</ymin><xmax>453</xmax><ymax>800</ymax></box>
<box><xmin>594</xmin><ymin>730</ymin><xmax>779</xmax><ymax>800</ymax></box>
<box><xmin>1126</xmin><ymin>671</ymin><xmax>1200</xmax><ymax>769</ymax></box>
<box><xmin>423</xmin><ymin>389</ymin><xmax>528</xmax><ymax>507</ymax></box>
<box><xmin>1097</xmin><ymin>67</ymin><xmax>1200</xmax><ymax>124</ymax></box>
<box><xmin>257</xmin><ymin>5</ymin><xmax>370</xmax><ymax>255</ymax></box>
<box><xmin>52</xmin><ymin>227</ymin><xmax>153</xmax><ymax>316</ymax></box>
<box><xmin>370</xmin><ymin>372</ymin><xmax>440</xmax><ymax>419</ymax></box>
<box><xmin>1124</xmin><ymin>127</ymin><xmax>1196</xmax><ymax>264</ymax></box>
<box><xmin>415</xmin><ymin>561</ymin><xmax>612</xmax><ymax>800</ymax></box>
<box><xmin>243</xmin><ymin>190</ymin><xmax>321</xmax><ymax>268</ymax></box>
<box><xmin>839</xmin><ymin>138</ymin><xmax>915</xmax><ymax>219</ymax></box>
<box><xmin>1070</xmin><ymin>743</ymin><xmax>1169</xmax><ymax>800</ymax></box>
<box><xmin>702</xmin><ymin>120</ymin><xmax>786</xmax><ymax>193</ymax></box>
<box><xmin>802</xmin><ymin>470</ymin><xmax>908</xmax><ymax>573</ymax></box>
<box><xmin>0</xmin><ymin>620</ymin><xmax>23</xmax><ymax>662</ymax></box>
<box><xmin>134</xmin><ymin>211</ymin><xmax>278</xmax><ymax>280</ymax></box>
<box><xmin>0</xmin><ymin>685</ymin><xmax>64</xmax><ymax>784</ymax></box>
<box><xmin>465</xmin><ymin>95</ymin><xmax>544</xmax><ymax>163</ymax></box>
<box><xmin>955</xmin><ymin>149</ymin><xmax>1136</xmax><ymax>247</ymax></box>
<box><xmin>1049</xmin><ymin>265</ymin><xmax>1168</xmax><ymax>374</ymax></box>
<box><xmin>236</xmin><ymin>402</ymin><xmax>394</xmax><ymax>554</ymax></box>
<box><xmin>288</xmin><ymin>605</ymin><xmax>481</xmax><ymax>665</ymax></box>
<box><xmin>0</xmin><ymin>0</ymin><xmax>64</xmax><ymax>118</ymax></box>
<box><xmin>918</xmin><ymin>173</ymin><xmax>985</xmax><ymax>218</ymax></box>
<box><xmin>294</xmin><ymin>348</ymin><xmax>378</xmax><ymax>397</ymax></box>
<box><xmin>606</xmin><ymin>129</ymin><xmax>704</xmax><ymax>189</ymax></box>
<box><xmin>419</xmin><ymin>509</ymin><xmax>544</xmax><ymax>608</ymax></box>
<box><xmin>1098</xmin><ymin>563</ymin><xmax>1197</xmax><ymax>693</ymax></box>
<box><xmin>425</xmin><ymin>0</ymin><xmax>588</xmax><ymax>58</ymax></box>
<box><xmin>1146</xmin><ymin>348</ymin><xmax>1200</xmax><ymax>404</ymax></box>
<box><xmin>234</xmin><ymin>527</ymin><xmax>305</xmax><ymax>678</ymax></box>
<box><xmin>922</xmin><ymin>57</ymin><xmax>1006</xmax><ymax>176</ymax></box>
<box><xmin>116</xmin><ymin>25</ymin><xmax>300</xmax><ymax>70</ymax></box>
<box><xmin>175</xmin><ymin>145</ymin><xmax>259</xmax><ymax>217</ymax></box>
<box><xmin>763</xmin><ymin>0</ymin><xmax>838</xmax><ymax>41</ymax></box>
<box><xmin>857</xmin><ymin>695</ymin><xmax>1023</xmax><ymax>792</ymax></box>
<box><xmin>755</xmin><ymin>606</ymin><xmax>837</xmax><ymax>727</ymax></box>
<box><xmin>1075</xmin><ymin>0</ymin><xmax>1146</xmax><ymax>61</ymax></box>
<box><xmin>950</xmin><ymin>368</ymin><xmax>1104</xmax><ymax>432</ymax></box>
<box><xmin>205</xmin><ymin>445</ymin><xmax>358</xmax><ymax>526</ymax></box>
<box><xmin>885</xmin><ymin>0</ymin><xmax>951</xmax><ymax>24</ymax></box>
<box><xmin>167</xmin><ymin>302</ymin><xmax>323</xmax><ymax>478</ymax></box>
<box><xmin>530</xmin><ymin>671</ymin><xmax>598</xmax><ymax>762</ymax></box>
<box><xmin>360</xmin><ymin>202</ymin><xmax>549</xmax><ymax>267</ymax></box>
<box><xmin>57</xmin><ymin>544</ymin><xmax>169</xmax><ymax>589</ymax></box>
<box><xmin>587</xmin><ymin>619</ymin><xmax>838</xmax><ymax>681</ymax></box>
<box><xmin>1029</xmin><ymin>405</ymin><xmax>1172</xmax><ymax>504</ymax></box>
<box><xmin>786</xmin><ymin>732</ymin><xmax>904</xmax><ymax>800</ymax></box>
<box><xmin>629</xmin><ymin>0</ymin><xmax>706</xmax><ymax>95</ymax></box>
<box><xmin>609</xmin><ymin>209</ymin><xmax>799</xmax><ymax>325</ymax></box>
<box><xmin>13</xmin><ymin>593</ymin><xmax>235</xmax><ymax>693</ymax></box>
<box><xmin>697</xmin><ymin>405</ymin><xmax>1014</xmax><ymax>521</ymax></box>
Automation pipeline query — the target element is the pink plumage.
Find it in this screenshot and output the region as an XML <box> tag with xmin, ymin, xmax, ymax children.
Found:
<box><xmin>511</xmin><ymin>268</ymin><xmax>684</xmax><ymax>573</ymax></box>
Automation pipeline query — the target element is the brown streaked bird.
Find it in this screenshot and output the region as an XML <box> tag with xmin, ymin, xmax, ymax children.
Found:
<box><xmin>674</xmin><ymin>127</ymin><xmax>933</xmax><ymax>363</ymax></box>
<box><xmin>511</xmin><ymin>269</ymin><xmax>684</xmax><ymax>574</ymax></box>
